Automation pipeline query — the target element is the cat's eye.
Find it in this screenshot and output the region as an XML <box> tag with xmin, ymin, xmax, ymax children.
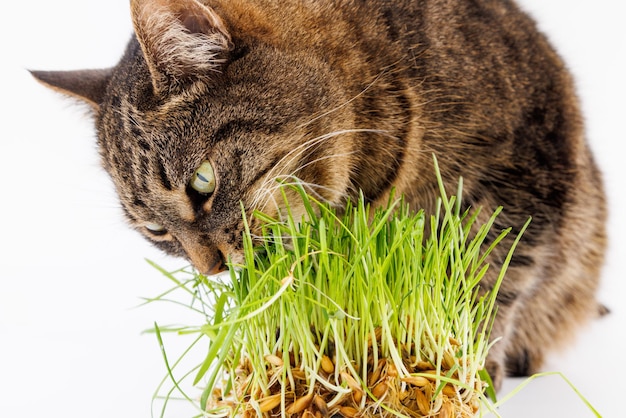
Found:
<box><xmin>190</xmin><ymin>161</ymin><xmax>216</xmax><ymax>195</ymax></box>
<box><xmin>145</xmin><ymin>222</ymin><xmax>167</xmax><ymax>236</ymax></box>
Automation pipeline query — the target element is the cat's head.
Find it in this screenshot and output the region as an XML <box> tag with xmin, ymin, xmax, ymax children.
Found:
<box><xmin>31</xmin><ymin>0</ymin><xmax>370</xmax><ymax>275</ymax></box>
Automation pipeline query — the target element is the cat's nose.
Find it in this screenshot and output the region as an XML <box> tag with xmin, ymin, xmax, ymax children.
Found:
<box><xmin>191</xmin><ymin>249</ymin><xmax>227</xmax><ymax>276</ymax></box>
<box><xmin>179</xmin><ymin>239</ymin><xmax>226</xmax><ymax>276</ymax></box>
<box><xmin>198</xmin><ymin>252</ymin><xmax>227</xmax><ymax>276</ymax></box>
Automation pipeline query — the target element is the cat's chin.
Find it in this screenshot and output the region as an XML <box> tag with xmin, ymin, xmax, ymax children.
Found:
<box><xmin>190</xmin><ymin>263</ymin><xmax>230</xmax><ymax>277</ymax></box>
<box><xmin>200</xmin><ymin>269</ymin><xmax>236</xmax><ymax>278</ymax></box>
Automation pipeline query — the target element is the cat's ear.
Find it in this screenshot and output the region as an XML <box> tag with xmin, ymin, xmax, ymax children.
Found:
<box><xmin>130</xmin><ymin>0</ymin><xmax>233</xmax><ymax>95</ymax></box>
<box><xmin>30</xmin><ymin>69</ymin><xmax>113</xmax><ymax>111</ymax></box>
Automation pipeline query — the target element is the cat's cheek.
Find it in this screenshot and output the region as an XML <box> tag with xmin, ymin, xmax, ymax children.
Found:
<box><xmin>148</xmin><ymin>237</ymin><xmax>186</xmax><ymax>259</ymax></box>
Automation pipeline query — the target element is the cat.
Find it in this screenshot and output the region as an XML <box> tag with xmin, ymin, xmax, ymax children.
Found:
<box><xmin>31</xmin><ymin>0</ymin><xmax>607</xmax><ymax>391</ymax></box>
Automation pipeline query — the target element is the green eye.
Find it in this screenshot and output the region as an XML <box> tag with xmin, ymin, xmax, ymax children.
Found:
<box><xmin>190</xmin><ymin>161</ymin><xmax>216</xmax><ymax>195</ymax></box>
<box><xmin>145</xmin><ymin>222</ymin><xmax>167</xmax><ymax>235</ymax></box>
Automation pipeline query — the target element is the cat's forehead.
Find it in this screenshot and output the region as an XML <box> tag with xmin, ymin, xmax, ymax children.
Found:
<box><xmin>102</xmin><ymin>36</ymin><xmax>328</xmax><ymax>144</ymax></box>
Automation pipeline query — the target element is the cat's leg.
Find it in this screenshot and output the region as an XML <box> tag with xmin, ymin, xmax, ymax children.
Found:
<box><xmin>484</xmin><ymin>309</ymin><xmax>515</xmax><ymax>391</ymax></box>
<box><xmin>504</xmin><ymin>263</ymin><xmax>605</xmax><ymax>379</ymax></box>
<box><xmin>485</xmin><ymin>277</ymin><xmax>523</xmax><ymax>392</ymax></box>
<box><xmin>501</xmin><ymin>216</ymin><xmax>605</xmax><ymax>381</ymax></box>
<box><xmin>481</xmin><ymin>251</ymin><xmax>547</xmax><ymax>391</ymax></box>
<box><xmin>490</xmin><ymin>160</ymin><xmax>607</xmax><ymax>385</ymax></box>
<box><xmin>481</xmin><ymin>264</ymin><xmax>535</xmax><ymax>392</ymax></box>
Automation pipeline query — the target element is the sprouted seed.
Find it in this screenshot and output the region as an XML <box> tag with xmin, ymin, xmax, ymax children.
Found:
<box><xmin>146</xmin><ymin>160</ymin><xmax>530</xmax><ymax>417</ymax></box>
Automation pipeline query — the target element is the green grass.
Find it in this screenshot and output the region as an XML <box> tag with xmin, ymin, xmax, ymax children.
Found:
<box><xmin>146</xmin><ymin>160</ymin><xmax>530</xmax><ymax>417</ymax></box>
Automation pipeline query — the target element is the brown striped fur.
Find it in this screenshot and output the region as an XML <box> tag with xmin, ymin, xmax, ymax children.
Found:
<box><xmin>31</xmin><ymin>0</ymin><xmax>607</xmax><ymax>390</ymax></box>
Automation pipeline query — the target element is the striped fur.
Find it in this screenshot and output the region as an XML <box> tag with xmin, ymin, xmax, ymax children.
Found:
<box><xmin>32</xmin><ymin>0</ymin><xmax>607</xmax><ymax>391</ymax></box>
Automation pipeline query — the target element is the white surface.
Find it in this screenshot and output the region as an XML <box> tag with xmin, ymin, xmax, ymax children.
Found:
<box><xmin>1</xmin><ymin>1</ymin><xmax>624</xmax><ymax>417</ymax></box>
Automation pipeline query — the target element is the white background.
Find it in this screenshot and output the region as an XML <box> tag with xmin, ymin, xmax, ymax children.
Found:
<box><xmin>1</xmin><ymin>1</ymin><xmax>624</xmax><ymax>417</ymax></box>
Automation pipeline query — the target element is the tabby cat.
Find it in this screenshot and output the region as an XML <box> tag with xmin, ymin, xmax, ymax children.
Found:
<box><xmin>31</xmin><ymin>0</ymin><xmax>607</xmax><ymax>390</ymax></box>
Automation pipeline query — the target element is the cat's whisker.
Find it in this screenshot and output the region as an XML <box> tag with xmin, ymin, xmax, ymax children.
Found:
<box><xmin>266</xmin><ymin>177</ymin><xmax>340</xmax><ymax>202</ymax></box>
<box><xmin>271</xmin><ymin>153</ymin><xmax>360</xmax><ymax>204</ymax></box>
<box><xmin>250</xmin><ymin>139</ymin><xmax>319</xmax><ymax>200</ymax></box>
<box><xmin>253</xmin><ymin>175</ymin><xmax>345</xmax><ymax>220</ymax></box>
<box><xmin>291</xmin><ymin>151</ymin><xmax>359</xmax><ymax>175</ymax></box>
<box><xmin>274</xmin><ymin>129</ymin><xmax>390</xmax><ymax>176</ymax></box>
<box><xmin>249</xmin><ymin>128</ymin><xmax>395</xmax><ymax>212</ymax></box>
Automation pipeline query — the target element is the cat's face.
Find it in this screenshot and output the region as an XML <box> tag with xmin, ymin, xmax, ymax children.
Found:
<box><xmin>32</xmin><ymin>0</ymin><xmax>360</xmax><ymax>274</ymax></box>
<box><xmin>99</xmin><ymin>42</ymin><xmax>357</xmax><ymax>275</ymax></box>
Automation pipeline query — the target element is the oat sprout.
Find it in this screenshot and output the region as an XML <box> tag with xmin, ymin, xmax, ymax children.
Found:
<box><xmin>147</xmin><ymin>156</ymin><xmax>529</xmax><ymax>418</ymax></box>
